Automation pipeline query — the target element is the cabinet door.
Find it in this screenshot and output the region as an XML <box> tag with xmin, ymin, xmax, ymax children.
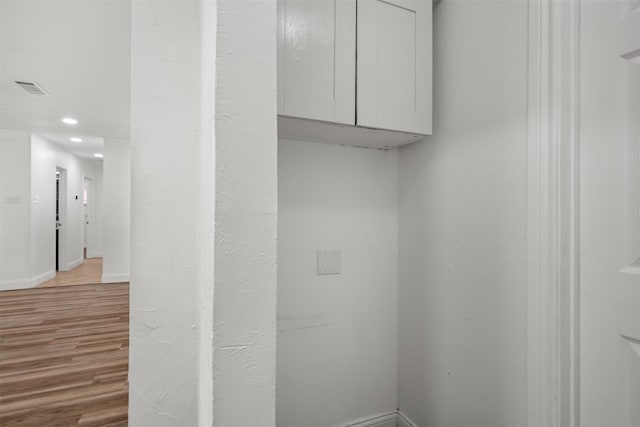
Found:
<box><xmin>278</xmin><ymin>0</ymin><xmax>356</xmax><ymax>125</ymax></box>
<box><xmin>357</xmin><ymin>0</ymin><xmax>432</xmax><ymax>134</ymax></box>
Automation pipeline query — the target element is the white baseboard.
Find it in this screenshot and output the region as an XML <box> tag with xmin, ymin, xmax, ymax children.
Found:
<box><xmin>0</xmin><ymin>270</ymin><xmax>55</xmax><ymax>291</ymax></box>
<box><xmin>31</xmin><ymin>270</ymin><xmax>55</xmax><ymax>287</ymax></box>
<box><xmin>396</xmin><ymin>411</ymin><xmax>418</xmax><ymax>427</ymax></box>
<box><xmin>86</xmin><ymin>251</ymin><xmax>103</xmax><ymax>259</ymax></box>
<box><xmin>344</xmin><ymin>410</ymin><xmax>417</xmax><ymax>427</ymax></box>
<box><xmin>345</xmin><ymin>411</ymin><xmax>397</xmax><ymax>427</ymax></box>
<box><xmin>0</xmin><ymin>278</ymin><xmax>33</xmax><ymax>291</ymax></box>
<box><xmin>101</xmin><ymin>273</ymin><xmax>130</xmax><ymax>283</ymax></box>
<box><xmin>66</xmin><ymin>257</ymin><xmax>84</xmax><ymax>271</ymax></box>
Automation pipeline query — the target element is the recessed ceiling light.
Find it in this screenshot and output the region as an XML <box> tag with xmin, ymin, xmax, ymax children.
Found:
<box><xmin>70</xmin><ymin>137</ymin><xmax>82</xmax><ymax>142</ymax></box>
<box><xmin>94</xmin><ymin>153</ymin><xmax>103</xmax><ymax>158</ymax></box>
<box><xmin>62</xmin><ymin>117</ymin><xmax>78</xmax><ymax>125</ymax></box>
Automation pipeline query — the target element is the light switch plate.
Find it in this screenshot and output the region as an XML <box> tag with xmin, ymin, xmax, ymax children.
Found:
<box><xmin>317</xmin><ymin>249</ymin><xmax>341</xmax><ymax>275</ymax></box>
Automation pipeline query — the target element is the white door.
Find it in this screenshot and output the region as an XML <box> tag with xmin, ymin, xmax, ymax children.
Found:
<box><xmin>580</xmin><ymin>1</ymin><xmax>640</xmax><ymax>426</ymax></box>
<box><xmin>56</xmin><ymin>167</ymin><xmax>67</xmax><ymax>271</ymax></box>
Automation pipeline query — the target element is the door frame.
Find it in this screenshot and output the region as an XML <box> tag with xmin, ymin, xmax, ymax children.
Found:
<box><xmin>56</xmin><ymin>167</ymin><xmax>69</xmax><ymax>272</ymax></box>
<box><xmin>526</xmin><ymin>0</ymin><xmax>581</xmax><ymax>426</ymax></box>
<box><xmin>82</xmin><ymin>175</ymin><xmax>95</xmax><ymax>258</ymax></box>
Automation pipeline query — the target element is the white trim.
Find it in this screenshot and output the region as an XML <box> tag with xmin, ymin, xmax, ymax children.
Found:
<box><xmin>344</xmin><ymin>411</ymin><xmax>397</xmax><ymax>427</ymax></box>
<box><xmin>30</xmin><ymin>270</ymin><xmax>55</xmax><ymax>287</ymax></box>
<box><xmin>86</xmin><ymin>251</ymin><xmax>103</xmax><ymax>259</ymax></box>
<box><xmin>0</xmin><ymin>278</ymin><xmax>33</xmax><ymax>291</ymax></box>
<box><xmin>0</xmin><ymin>269</ymin><xmax>55</xmax><ymax>291</ymax></box>
<box><xmin>396</xmin><ymin>410</ymin><xmax>418</xmax><ymax>427</ymax></box>
<box><xmin>527</xmin><ymin>0</ymin><xmax>581</xmax><ymax>427</ymax></box>
<box><xmin>343</xmin><ymin>410</ymin><xmax>418</xmax><ymax>427</ymax></box>
<box><xmin>56</xmin><ymin>167</ymin><xmax>68</xmax><ymax>274</ymax></box>
<box><xmin>101</xmin><ymin>273</ymin><xmax>130</xmax><ymax>283</ymax></box>
<box><xmin>197</xmin><ymin>0</ymin><xmax>216</xmax><ymax>421</ymax></box>
<box><xmin>64</xmin><ymin>257</ymin><xmax>83</xmax><ymax>271</ymax></box>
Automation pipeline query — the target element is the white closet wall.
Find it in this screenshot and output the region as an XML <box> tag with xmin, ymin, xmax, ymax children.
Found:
<box><xmin>397</xmin><ymin>1</ymin><xmax>529</xmax><ymax>426</ymax></box>
<box><xmin>277</xmin><ymin>139</ymin><xmax>398</xmax><ymax>427</ymax></box>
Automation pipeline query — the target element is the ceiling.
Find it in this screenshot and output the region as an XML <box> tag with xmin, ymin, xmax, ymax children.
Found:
<box><xmin>0</xmin><ymin>0</ymin><xmax>131</xmax><ymax>159</ymax></box>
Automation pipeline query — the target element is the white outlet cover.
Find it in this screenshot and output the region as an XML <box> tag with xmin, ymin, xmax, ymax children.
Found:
<box><xmin>317</xmin><ymin>249</ymin><xmax>341</xmax><ymax>275</ymax></box>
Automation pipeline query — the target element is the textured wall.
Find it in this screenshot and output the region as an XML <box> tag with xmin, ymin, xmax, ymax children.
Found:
<box><xmin>130</xmin><ymin>1</ymin><xmax>277</xmax><ymax>424</ymax></box>
<box><xmin>130</xmin><ymin>1</ymin><xmax>201</xmax><ymax>424</ymax></box>
<box><xmin>212</xmin><ymin>0</ymin><xmax>278</xmax><ymax>425</ymax></box>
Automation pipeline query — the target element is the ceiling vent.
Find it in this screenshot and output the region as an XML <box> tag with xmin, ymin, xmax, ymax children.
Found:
<box><xmin>15</xmin><ymin>81</ymin><xmax>49</xmax><ymax>96</ymax></box>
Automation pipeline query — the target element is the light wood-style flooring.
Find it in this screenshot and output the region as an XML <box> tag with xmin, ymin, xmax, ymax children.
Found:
<box><xmin>39</xmin><ymin>258</ymin><xmax>103</xmax><ymax>288</ymax></box>
<box><xmin>0</xmin><ymin>283</ymin><xmax>129</xmax><ymax>426</ymax></box>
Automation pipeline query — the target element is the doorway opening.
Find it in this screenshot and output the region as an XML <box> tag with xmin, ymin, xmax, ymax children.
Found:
<box><xmin>55</xmin><ymin>167</ymin><xmax>67</xmax><ymax>272</ymax></box>
<box><xmin>83</xmin><ymin>176</ymin><xmax>92</xmax><ymax>259</ymax></box>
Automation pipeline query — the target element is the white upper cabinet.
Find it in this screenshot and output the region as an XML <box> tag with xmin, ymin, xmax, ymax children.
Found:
<box><xmin>278</xmin><ymin>0</ymin><xmax>432</xmax><ymax>146</ymax></box>
<box><xmin>278</xmin><ymin>0</ymin><xmax>356</xmax><ymax>124</ymax></box>
<box><xmin>357</xmin><ymin>0</ymin><xmax>432</xmax><ymax>135</ymax></box>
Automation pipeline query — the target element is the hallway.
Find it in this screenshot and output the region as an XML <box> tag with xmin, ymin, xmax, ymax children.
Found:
<box><xmin>39</xmin><ymin>258</ymin><xmax>104</xmax><ymax>288</ymax></box>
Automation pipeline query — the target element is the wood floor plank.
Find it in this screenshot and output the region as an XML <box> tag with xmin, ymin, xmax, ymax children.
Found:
<box><xmin>37</xmin><ymin>258</ymin><xmax>103</xmax><ymax>288</ymax></box>
<box><xmin>0</xmin><ymin>282</ymin><xmax>129</xmax><ymax>426</ymax></box>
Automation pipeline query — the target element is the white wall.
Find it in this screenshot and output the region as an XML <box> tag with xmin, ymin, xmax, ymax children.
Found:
<box><xmin>212</xmin><ymin>0</ymin><xmax>277</xmax><ymax>424</ymax></box>
<box><xmin>277</xmin><ymin>139</ymin><xmax>398</xmax><ymax>427</ymax></box>
<box><xmin>30</xmin><ymin>134</ymin><xmax>57</xmax><ymax>280</ymax></box>
<box><xmin>397</xmin><ymin>1</ymin><xmax>528</xmax><ymax>426</ymax></box>
<box><xmin>130</xmin><ymin>1</ymin><xmax>202</xmax><ymax>424</ymax></box>
<box><xmin>102</xmin><ymin>138</ymin><xmax>130</xmax><ymax>283</ymax></box>
<box><xmin>0</xmin><ymin>129</ymin><xmax>31</xmax><ymax>289</ymax></box>
<box><xmin>130</xmin><ymin>1</ymin><xmax>277</xmax><ymax>424</ymax></box>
